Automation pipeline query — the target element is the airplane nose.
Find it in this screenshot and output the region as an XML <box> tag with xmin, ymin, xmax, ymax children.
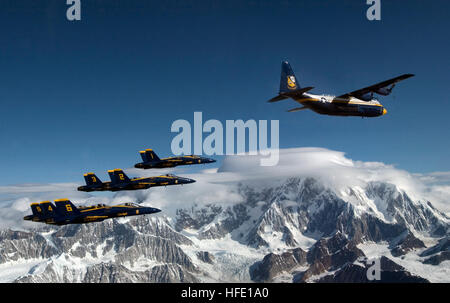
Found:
<box><xmin>184</xmin><ymin>178</ymin><xmax>196</xmax><ymax>184</ymax></box>
<box><xmin>151</xmin><ymin>208</ymin><xmax>161</xmax><ymax>213</ymax></box>
<box><xmin>142</xmin><ymin>207</ymin><xmax>161</xmax><ymax>214</ymax></box>
<box><xmin>382</xmin><ymin>108</ymin><xmax>387</xmax><ymax>115</ymax></box>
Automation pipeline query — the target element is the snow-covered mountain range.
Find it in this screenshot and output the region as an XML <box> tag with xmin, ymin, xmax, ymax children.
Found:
<box><xmin>0</xmin><ymin>148</ymin><xmax>448</xmax><ymax>282</ymax></box>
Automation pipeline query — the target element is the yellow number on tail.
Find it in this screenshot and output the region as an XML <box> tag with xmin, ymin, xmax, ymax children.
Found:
<box><xmin>66</xmin><ymin>205</ymin><xmax>73</xmax><ymax>212</ymax></box>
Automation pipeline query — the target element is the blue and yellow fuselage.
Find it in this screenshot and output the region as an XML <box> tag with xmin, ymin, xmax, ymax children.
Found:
<box><xmin>77</xmin><ymin>173</ymin><xmax>195</xmax><ymax>192</ymax></box>
<box><xmin>295</xmin><ymin>94</ymin><xmax>387</xmax><ymax>117</ymax></box>
<box><xmin>135</xmin><ymin>155</ymin><xmax>216</xmax><ymax>169</ymax></box>
<box><xmin>24</xmin><ymin>201</ymin><xmax>161</xmax><ymax>225</ymax></box>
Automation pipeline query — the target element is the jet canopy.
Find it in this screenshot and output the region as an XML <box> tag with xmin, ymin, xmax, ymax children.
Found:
<box><xmin>123</xmin><ymin>202</ymin><xmax>141</xmax><ymax>207</ymax></box>
<box><xmin>78</xmin><ymin>203</ymin><xmax>107</xmax><ymax>210</ymax></box>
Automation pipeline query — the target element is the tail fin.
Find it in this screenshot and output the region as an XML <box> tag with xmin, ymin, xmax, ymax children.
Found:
<box><xmin>108</xmin><ymin>169</ymin><xmax>131</xmax><ymax>184</ymax></box>
<box><xmin>139</xmin><ymin>149</ymin><xmax>160</xmax><ymax>163</ymax></box>
<box><xmin>30</xmin><ymin>202</ymin><xmax>48</xmax><ymax>220</ymax></box>
<box><xmin>39</xmin><ymin>201</ymin><xmax>58</xmax><ymax>218</ymax></box>
<box><xmin>83</xmin><ymin>173</ymin><xmax>103</xmax><ymax>187</ymax></box>
<box><xmin>268</xmin><ymin>61</ymin><xmax>314</xmax><ymax>102</ymax></box>
<box><xmin>280</xmin><ymin>61</ymin><xmax>301</xmax><ymax>93</ymax></box>
<box><xmin>54</xmin><ymin>199</ymin><xmax>80</xmax><ymax>216</ymax></box>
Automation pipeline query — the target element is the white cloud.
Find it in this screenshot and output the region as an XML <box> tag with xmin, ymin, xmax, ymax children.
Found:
<box><xmin>0</xmin><ymin>147</ymin><xmax>448</xmax><ymax>230</ymax></box>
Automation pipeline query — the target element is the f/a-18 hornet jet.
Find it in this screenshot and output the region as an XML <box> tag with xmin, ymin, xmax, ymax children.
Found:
<box><xmin>268</xmin><ymin>61</ymin><xmax>414</xmax><ymax>117</ymax></box>
<box><xmin>23</xmin><ymin>199</ymin><xmax>160</xmax><ymax>225</ymax></box>
<box><xmin>134</xmin><ymin>148</ymin><xmax>216</xmax><ymax>169</ymax></box>
<box><xmin>77</xmin><ymin>169</ymin><xmax>195</xmax><ymax>192</ymax></box>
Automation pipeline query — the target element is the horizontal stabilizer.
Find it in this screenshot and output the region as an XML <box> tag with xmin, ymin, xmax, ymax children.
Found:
<box><xmin>287</xmin><ymin>107</ymin><xmax>308</xmax><ymax>112</ymax></box>
<box><xmin>268</xmin><ymin>95</ymin><xmax>289</xmax><ymax>103</ymax></box>
<box><xmin>285</xmin><ymin>86</ymin><xmax>314</xmax><ymax>96</ymax></box>
<box><xmin>268</xmin><ymin>86</ymin><xmax>314</xmax><ymax>103</ymax></box>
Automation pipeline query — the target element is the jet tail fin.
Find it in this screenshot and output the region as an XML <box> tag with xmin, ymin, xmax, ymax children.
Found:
<box><xmin>39</xmin><ymin>201</ymin><xmax>58</xmax><ymax>217</ymax></box>
<box><xmin>30</xmin><ymin>203</ymin><xmax>42</xmax><ymax>217</ymax></box>
<box><xmin>268</xmin><ymin>61</ymin><xmax>313</xmax><ymax>102</ymax></box>
<box><xmin>83</xmin><ymin>173</ymin><xmax>103</xmax><ymax>187</ymax></box>
<box><xmin>30</xmin><ymin>201</ymin><xmax>58</xmax><ymax>219</ymax></box>
<box><xmin>280</xmin><ymin>61</ymin><xmax>302</xmax><ymax>94</ymax></box>
<box><xmin>54</xmin><ymin>199</ymin><xmax>80</xmax><ymax>216</ymax></box>
<box><xmin>139</xmin><ymin>149</ymin><xmax>160</xmax><ymax>163</ymax></box>
<box><xmin>30</xmin><ymin>202</ymin><xmax>49</xmax><ymax>220</ymax></box>
<box><xmin>108</xmin><ymin>169</ymin><xmax>131</xmax><ymax>184</ymax></box>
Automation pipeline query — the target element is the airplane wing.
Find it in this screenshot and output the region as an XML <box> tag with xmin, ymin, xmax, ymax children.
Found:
<box><xmin>335</xmin><ymin>74</ymin><xmax>414</xmax><ymax>100</ymax></box>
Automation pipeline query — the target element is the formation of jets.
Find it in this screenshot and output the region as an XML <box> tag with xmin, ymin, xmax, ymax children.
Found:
<box><xmin>24</xmin><ymin>59</ymin><xmax>414</xmax><ymax>226</ymax></box>
<box><xmin>269</xmin><ymin>61</ymin><xmax>414</xmax><ymax>117</ymax></box>
<box><xmin>24</xmin><ymin>148</ymin><xmax>215</xmax><ymax>225</ymax></box>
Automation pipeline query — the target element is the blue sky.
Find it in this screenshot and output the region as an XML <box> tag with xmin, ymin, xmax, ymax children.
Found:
<box><xmin>0</xmin><ymin>0</ymin><xmax>449</xmax><ymax>185</ymax></box>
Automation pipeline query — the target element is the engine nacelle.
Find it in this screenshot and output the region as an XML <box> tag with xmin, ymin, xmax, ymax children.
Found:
<box><xmin>375</xmin><ymin>86</ymin><xmax>393</xmax><ymax>96</ymax></box>
<box><xmin>359</xmin><ymin>92</ymin><xmax>373</xmax><ymax>101</ymax></box>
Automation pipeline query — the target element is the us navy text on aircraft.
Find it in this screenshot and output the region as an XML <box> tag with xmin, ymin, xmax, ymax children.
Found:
<box><xmin>268</xmin><ymin>61</ymin><xmax>414</xmax><ymax>117</ymax></box>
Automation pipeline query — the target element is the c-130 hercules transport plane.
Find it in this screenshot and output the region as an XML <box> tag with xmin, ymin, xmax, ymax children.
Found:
<box><xmin>268</xmin><ymin>61</ymin><xmax>414</xmax><ymax>117</ymax></box>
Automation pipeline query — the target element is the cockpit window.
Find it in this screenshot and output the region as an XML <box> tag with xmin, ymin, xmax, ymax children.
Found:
<box><xmin>124</xmin><ymin>202</ymin><xmax>140</xmax><ymax>207</ymax></box>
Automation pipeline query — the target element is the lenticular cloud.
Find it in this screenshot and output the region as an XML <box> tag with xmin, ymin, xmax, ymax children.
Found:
<box><xmin>217</xmin><ymin>147</ymin><xmax>449</xmax><ymax>213</ymax></box>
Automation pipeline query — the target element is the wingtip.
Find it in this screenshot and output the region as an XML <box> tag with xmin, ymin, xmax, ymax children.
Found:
<box><xmin>403</xmin><ymin>73</ymin><xmax>415</xmax><ymax>78</ymax></box>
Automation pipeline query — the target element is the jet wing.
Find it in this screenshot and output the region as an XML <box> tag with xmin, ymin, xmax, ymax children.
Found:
<box><xmin>335</xmin><ymin>74</ymin><xmax>414</xmax><ymax>100</ymax></box>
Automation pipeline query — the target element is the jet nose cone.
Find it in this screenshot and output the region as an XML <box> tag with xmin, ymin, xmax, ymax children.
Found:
<box><xmin>207</xmin><ymin>158</ymin><xmax>216</xmax><ymax>163</ymax></box>
<box><xmin>143</xmin><ymin>207</ymin><xmax>161</xmax><ymax>214</ymax></box>
<box><xmin>147</xmin><ymin>207</ymin><xmax>161</xmax><ymax>214</ymax></box>
<box><xmin>382</xmin><ymin>108</ymin><xmax>387</xmax><ymax>115</ymax></box>
<box><xmin>184</xmin><ymin>178</ymin><xmax>196</xmax><ymax>184</ymax></box>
